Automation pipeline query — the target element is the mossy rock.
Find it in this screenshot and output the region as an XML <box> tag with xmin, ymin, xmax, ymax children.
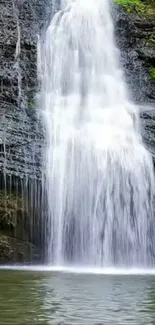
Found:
<box><xmin>0</xmin><ymin>190</ymin><xmax>30</xmax><ymax>242</ymax></box>
<box><xmin>27</xmin><ymin>86</ymin><xmax>39</xmax><ymax>110</ymax></box>
<box><xmin>0</xmin><ymin>235</ymin><xmax>36</xmax><ymax>263</ymax></box>
<box><xmin>0</xmin><ymin>191</ymin><xmax>40</xmax><ymax>263</ymax></box>
<box><xmin>0</xmin><ymin>191</ymin><xmax>25</xmax><ymax>229</ymax></box>
<box><xmin>147</xmin><ymin>32</ymin><xmax>155</xmax><ymax>48</ymax></box>
<box><xmin>115</xmin><ymin>0</ymin><xmax>155</xmax><ymax>16</ymax></box>
<box><xmin>28</xmin><ymin>95</ymin><xmax>36</xmax><ymax>110</ymax></box>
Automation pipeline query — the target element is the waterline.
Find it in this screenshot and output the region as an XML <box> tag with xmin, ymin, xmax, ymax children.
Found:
<box><xmin>1</xmin><ymin>265</ymin><xmax>155</xmax><ymax>275</ymax></box>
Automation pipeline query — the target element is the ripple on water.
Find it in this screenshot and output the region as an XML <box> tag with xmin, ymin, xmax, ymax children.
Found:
<box><xmin>0</xmin><ymin>269</ymin><xmax>155</xmax><ymax>325</ymax></box>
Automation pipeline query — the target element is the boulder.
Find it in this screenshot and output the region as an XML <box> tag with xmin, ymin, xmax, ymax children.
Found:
<box><xmin>0</xmin><ymin>234</ymin><xmax>36</xmax><ymax>264</ymax></box>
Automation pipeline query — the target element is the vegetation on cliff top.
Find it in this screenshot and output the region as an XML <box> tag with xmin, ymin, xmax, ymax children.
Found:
<box><xmin>115</xmin><ymin>0</ymin><xmax>155</xmax><ymax>15</ymax></box>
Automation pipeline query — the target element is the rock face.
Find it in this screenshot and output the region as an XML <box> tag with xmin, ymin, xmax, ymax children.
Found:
<box><xmin>114</xmin><ymin>1</ymin><xmax>155</xmax><ymax>161</ymax></box>
<box><xmin>0</xmin><ymin>0</ymin><xmax>55</xmax><ymax>263</ymax></box>
<box><xmin>115</xmin><ymin>7</ymin><xmax>155</xmax><ymax>102</ymax></box>
<box><xmin>0</xmin><ymin>235</ymin><xmax>36</xmax><ymax>264</ymax></box>
<box><xmin>0</xmin><ymin>0</ymin><xmax>47</xmax><ymax>180</ymax></box>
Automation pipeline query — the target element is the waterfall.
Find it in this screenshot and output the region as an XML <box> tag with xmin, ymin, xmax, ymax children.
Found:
<box><xmin>39</xmin><ymin>0</ymin><xmax>155</xmax><ymax>267</ymax></box>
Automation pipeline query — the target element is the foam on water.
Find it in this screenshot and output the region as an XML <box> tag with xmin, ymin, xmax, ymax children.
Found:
<box><xmin>39</xmin><ymin>0</ymin><xmax>155</xmax><ymax>266</ymax></box>
<box><xmin>1</xmin><ymin>265</ymin><xmax>155</xmax><ymax>276</ymax></box>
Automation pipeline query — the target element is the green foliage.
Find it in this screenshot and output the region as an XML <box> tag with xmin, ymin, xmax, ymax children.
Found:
<box><xmin>115</xmin><ymin>0</ymin><xmax>155</xmax><ymax>15</ymax></box>
<box><xmin>147</xmin><ymin>33</ymin><xmax>155</xmax><ymax>47</ymax></box>
<box><xmin>149</xmin><ymin>68</ymin><xmax>155</xmax><ymax>80</ymax></box>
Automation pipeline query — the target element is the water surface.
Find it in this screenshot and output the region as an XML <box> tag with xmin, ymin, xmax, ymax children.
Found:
<box><xmin>1</xmin><ymin>270</ymin><xmax>155</xmax><ymax>324</ymax></box>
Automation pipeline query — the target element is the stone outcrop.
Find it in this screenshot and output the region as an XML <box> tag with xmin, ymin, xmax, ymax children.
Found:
<box><xmin>0</xmin><ymin>0</ymin><xmax>47</xmax><ymax>180</ymax></box>
<box><xmin>114</xmin><ymin>0</ymin><xmax>155</xmax><ymax>161</ymax></box>
<box><xmin>0</xmin><ymin>0</ymin><xmax>54</xmax><ymax>262</ymax></box>
<box><xmin>114</xmin><ymin>1</ymin><xmax>155</xmax><ymax>102</ymax></box>
<box><xmin>0</xmin><ymin>235</ymin><xmax>36</xmax><ymax>264</ymax></box>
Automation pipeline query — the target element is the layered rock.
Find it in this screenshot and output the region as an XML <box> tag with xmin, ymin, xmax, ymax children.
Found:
<box><xmin>0</xmin><ymin>0</ymin><xmax>54</xmax><ymax>262</ymax></box>
<box><xmin>114</xmin><ymin>0</ymin><xmax>155</xmax><ymax>161</ymax></box>
<box><xmin>0</xmin><ymin>0</ymin><xmax>45</xmax><ymax>179</ymax></box>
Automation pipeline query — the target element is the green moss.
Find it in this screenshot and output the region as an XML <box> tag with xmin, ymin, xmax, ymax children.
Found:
<box><xmin>147</xmin><ymin>33</ymin><xmax>155</xmax><ymax>47</ymax></box>
<box><xmin>28</xmin><ymin>97</ymin><xmax>36</xmax><ymax>110</ymax></box>
<box><xmin>27</xmin><ymin>87</ymin><xmax>38</xmax><ymax>110</ymax></box>
<box><xmin>115</xmin><ymin>0</ymin><xmax>155</xmax><ymax>15</ymax></box>
<box><xmin>149</xmin><ymin>68</ymin><xmax>155</xmax><ymax>80</ymax></box>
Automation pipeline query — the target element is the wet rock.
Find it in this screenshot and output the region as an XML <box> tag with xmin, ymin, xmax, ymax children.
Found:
<box><xmin>114</xmin><ymin>4</ymin><xmax>155</xmax><ymax>103</ymax></box>
<box><xmin>0</xmin><ymin>234</ymin><xmax>36</xmax><ymax>264</ymax></box>
<box><xmin>0</xmin><ymin>188</ymin><xmax>44</xmax><ymax>262</ymax></box>
<box><xmin>0</xmin><ymin>0</ymin><xmax>55</xmax><ymax>180</ymax></box>
<box><xmin>141</xmin><ymin>109</ymin><xmax>155</xmax><ymax>163</ymax></box>
<box><xmin>114</xmin><ymin>2</ymin><xmax>155</xmax><ymax>167</ymax></box>
<box><xmin>0</xmin><ymin>0</ymin><xmax>56</xmax><ymax>262</ymax></box>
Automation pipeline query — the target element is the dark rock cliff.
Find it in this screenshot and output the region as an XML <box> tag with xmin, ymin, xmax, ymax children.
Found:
<box><xmin>0</xmin><ymin>0</ymin><xmax>54</xmax><ymax>263</ymax></box>
<box><xmin>0</xmin><ymin>0</ymin><xmax>47</xmax><ymax>180</ymax></box>
<box><xmin>114</xmin><ymin>1</ymin><xmax>155</xmax><ymax>161</ymax></box>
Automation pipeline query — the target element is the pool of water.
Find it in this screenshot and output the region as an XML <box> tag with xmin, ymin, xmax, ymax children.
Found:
<box><xmin>1</xmin><ymin>268</ymin><xmax>155</xmax><ymax>324</ymax></box>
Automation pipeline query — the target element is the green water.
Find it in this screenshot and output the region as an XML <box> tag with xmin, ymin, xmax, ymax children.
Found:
<box><xmin>1</xmin><ymin>270</ymin><xmax>155</xmax><ymax>324</ymax></box>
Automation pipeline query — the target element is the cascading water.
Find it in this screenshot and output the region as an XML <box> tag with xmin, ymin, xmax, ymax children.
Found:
<box><xmin>39</xmin><ymin>0</ymin><xmax>155</xmax><ymax>267</ymax></box>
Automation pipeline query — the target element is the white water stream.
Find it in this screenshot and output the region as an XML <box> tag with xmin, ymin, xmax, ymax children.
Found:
<box><xmin>39</xmin><ymin>0</ymin><xmax>155</xmax><ymax>267</ymax></box>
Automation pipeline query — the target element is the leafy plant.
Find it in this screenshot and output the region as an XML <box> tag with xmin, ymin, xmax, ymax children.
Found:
<box><xmin>149</xmin><ymin>68</ymin><xmax>155</xmax><ymax>80</ymax></box>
